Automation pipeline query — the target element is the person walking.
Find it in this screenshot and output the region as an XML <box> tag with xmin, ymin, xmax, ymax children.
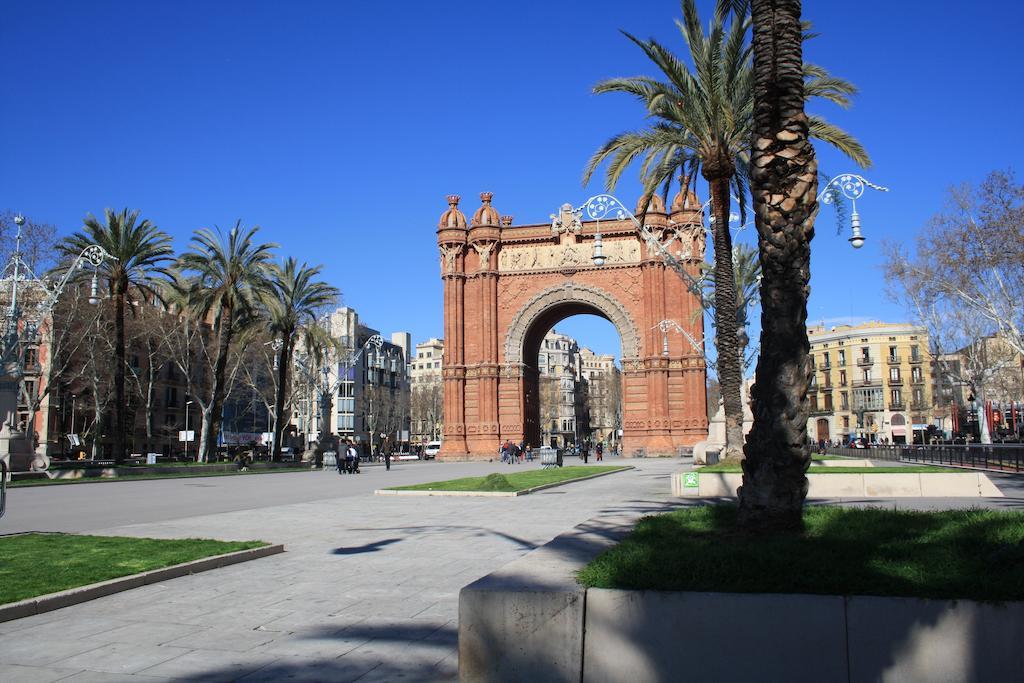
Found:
<box><xmin>384</xmin><ymin>438</ymin><xmax>392</xmax><ymax>471</ymax></box>
<box><xmin>596</xmin><ymin>442</ymin><xmax>604</xmax><ymax>462</ymax></box>
<box><xmin>525</xmin><ymin>443</ymin><xmax>533</xmax><ymax>462</ymax></box>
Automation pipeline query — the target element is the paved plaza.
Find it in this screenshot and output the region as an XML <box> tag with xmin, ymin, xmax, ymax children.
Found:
<box><xmin>1</xmin><ymin>459</ymin><xmax>1021</xmax><ymax>682</ymax></box>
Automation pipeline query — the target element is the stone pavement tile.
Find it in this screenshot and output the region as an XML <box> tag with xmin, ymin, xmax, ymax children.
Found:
<box><xmin>0</xmin><ymin>662</ymin><xmax>80</xmax><ymax>683</ymax></box>
<box><xmin>235</xmin><ymin>654</ymin><xmax>380</xmax><ymax>683</ymax></box>
<box><xmin>0</xmin><ymin>610</ymin><xmax>68</xmax><ymax>634</ymax></box>
<box><xmin>258</xmin><ymin>630</ymin><xmax>370</xmax><ymax>658</ymax></box>
<box><xmin>255</xmin><ymin>612</ymin><xmax>368</xmax><ymax>635</ymax></box>
<box><xmin>52</xmin><ymin>642</ymin><xmax>191</xmax><ymax>675</ymax></box>
<box><xmin>189</xmin><ymin>607</ymin><xmax>296</xmax><ymax>630</ymax></box>
<box><xmin>340</xmin><ymin>638</ymin><xmax>452</xmax><ymax>671</ymax></box>
<box><xmin>333</xmin><ymin>597</ymin><xmax>436</xmax><ymax>619</ymax></box>
<box><xmin>137</xmin><ymin>648</ymin><xmax>281</xmax><ymax>681</ymax></box>
<box><xmin>350</xmin><ymin>648</ymin><xmax>458</xmax><ymax>682</ymax></box>
<box><xmin>56</xmin><ymin>670</ymin><xmax>173</xmax><ymax>682</ymax></box>
<box><xmin>0</xmin><ymin>634</ymin><xmax>104</xmax><ymax>666</ymax></box>
<box><xmin>112</xmin><ymin>602</ymin><xmax>220</xmax><ymax>625</ymax></box>
<box><xmin>80</xmin><ymin>621</ymin><xmax>203</xmax><ymax>646</ymax></box>
<box><xmin>7</xmin><ymin>616</ymin><xmax>135</xmax><ymax>641</ymax></box>
<box><xmin>165</xmin><ymin>627</ymin><xmax>277</xmax><ymax>652</ymax></box>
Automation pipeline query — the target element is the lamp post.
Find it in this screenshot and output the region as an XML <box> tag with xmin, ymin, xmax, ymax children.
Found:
<box><xmin>1</xmin><ymin>214</ymin><xmax>115</xmax><ymax>472</ymax></box>
<box><xmin>817</xmin><ymin>174</ymin><xmax>889</xmax><ymax>249</ymax></box>
<box><xmin>184</xmin><ymin>400</ymin><xmax>194</xmax><ymax>461</ymax></box>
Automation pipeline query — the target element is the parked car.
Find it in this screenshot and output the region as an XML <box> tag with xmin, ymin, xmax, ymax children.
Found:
<box><xmin>423</xmin><ymin>441</ymin><xmax>442</xmax><ymax>459</ymax></box>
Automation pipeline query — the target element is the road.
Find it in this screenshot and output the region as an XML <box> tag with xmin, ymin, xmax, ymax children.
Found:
<box><xmin>0</xmin><ymin>460</ymin><xmax>504</xmax><ymax>534</ymax></box>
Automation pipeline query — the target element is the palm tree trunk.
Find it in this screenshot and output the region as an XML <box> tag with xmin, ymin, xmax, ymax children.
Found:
<box><xmin>202</xmin><ymin>304</ymin><xmax>235</xmax><ymax>462</ymax></box>
<box><xmin>707</xmin><ymin>175</ymin><xmax>745</xmax><ymax>459</ymax></box>
<box><xmin>738</xmin><ymin>0</ymin><xmax>817</xmax><ymax>530</ymax></box>
<box><xmin>113</xmin><ymin>290</ymin><xmax>127</xmax><ymax>464</ymax></box>
<box><xmin>272</xmin><ymin>332</ymin><xmax>292</xmax><ymax>460</ymax></box>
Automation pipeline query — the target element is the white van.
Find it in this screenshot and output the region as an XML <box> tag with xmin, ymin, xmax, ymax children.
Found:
<box><xmin>423</xmin><ymin>441</ymin><xmax>442</xmax><ymax>459</ymax></box>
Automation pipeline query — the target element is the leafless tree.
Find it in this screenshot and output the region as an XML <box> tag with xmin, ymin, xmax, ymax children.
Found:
<box><xmin>885</xmin><ymin>170</ymin><xmax>1024</xmax><ymax>443</ymax></box>
<box><xmin>411</xmin><ymin>378</ymin><xmax>443</xmax><ymax>442</ymax></box>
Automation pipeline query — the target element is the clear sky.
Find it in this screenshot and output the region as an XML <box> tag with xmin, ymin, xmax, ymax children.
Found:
<box><xmin>3</xmin><ymin>1</ymin><xmax>1021</xmax><ymax>366</ymax></box>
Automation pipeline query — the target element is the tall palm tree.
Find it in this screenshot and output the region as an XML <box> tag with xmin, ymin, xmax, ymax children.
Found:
<box><xmin>178</xmin><ymin>222</ymin><xmax>276</xmax><ymax>462</ymax></box>
<box><xmin>60</xmin><ymin>209</ymin><xmax>173</xmax><ymax>463</ymax></box>
<box><xmin>737</xmin><ymin>0</ymin><xmax>818</xmax><ymax>529</ymax></box>
<box><xmin>700</xmin><ymin>242</ymin><xmax>761</xmax><ymax>373</ymax></box>
<box><xmin>584</xmin><ymin>0</ymin><xmax>867</xmax><ymax>460</ymax></box>
<box><xmin>264</xmin><ymin>258</ymin><xmax>339</xmax><ymax>460</ymax></box>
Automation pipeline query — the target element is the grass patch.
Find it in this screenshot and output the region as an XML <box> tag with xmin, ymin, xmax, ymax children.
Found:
<box><xmin>697</xmin><ymin>463</ymin><xmax>949</xmax><ymax>474</ymax></box>
<box><xmin>387</xmin><ymin>465</ymin><xmax>628</xmax><ymax>492</ymax></box>
<box><xmin>578</xmin><ymin>505</ymin><xmax>1024</xmax><ymax>601</ymax></box>
<box><xmin>9</xmin><ymin>467</ymin><xmax>311</xmax><ymax>487</ymax></box>
<box><xmin>0</xmin><ymin>534</ymin><xmax>267</xmax><ymax>604</ymax></box>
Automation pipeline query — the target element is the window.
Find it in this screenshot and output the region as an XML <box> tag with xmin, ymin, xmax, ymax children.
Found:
<box><xmin>840</xmin><ymin>391</ymin><xmax>849</xmax><ymax>410</ymax></box>
<box><xmin>434</xmin><ymin>362</ymin><xmax>440</xmax><ymax>368</ymax></box>
<box><xmin>165</xmin><ymin>386</ymin><xmax>178</xmax><ymax>408</ymax></box>
<box><xmin>824</xmin><ymin>393</ymin><xmax>833</xmax><ymax>411</ymax></box>
<box><xmin>912</xmin><ymin>388</ymin><xmax>923</xmax><ymax>405</ymax></box>
<box><xmin>810</xmin><ymin>394</ymin><xmax>819</xmax><ymax>411</ymax></box>
<box><xmin>911</xmin><ymin>367</ymin><xmax>922</xmax><ymax>382</ymax></box>
<box><xmin>889</xmin><ymin>367</ymin><xmax>901</xmax><ymax>381</ymax></box>
<box><xmin>862</xmin><ymin>369</ymin><xmax>871</xmax><ymax>382</ymax></box>
<box><xmin>861</xmin><ymin>347</ymin><xmax>870</xmax><ymax>361</ymax></box>
<box><xmin>888</xmin><ymin>346</ymin><xmax>897</xmax><ymax>360</ymax></box>
<box><xmin>24</xmin><ymin>347</ymin><xmax>37</xmax><ymax>367</ymax></box>
<box><xmin>842</xmin><ymin>416</ymin><xmax>850</xmax><ymax>430</ymax></box>
<box><xmin>891</xmin><ymin>389</ymin><xmax>902</xmax><ymax>404</ymax></box>
<box><xmin>839</xmin><ymin>370</ymin><xmax>847</xmax><ymax>386</ymax></box>
<box><xmin>823</xmin><ymin>352</ymin><xmax>830</xmax><ymax>367</ymax></box>
<box><xmin>838</xmin><ymin>350</ymin><xmax>846</xmax><ymax>365</ymax></box>
<box><xmin>910</xmin><ymin>345</ymin><xmax>920</xmax><ymax>361</ymax></box>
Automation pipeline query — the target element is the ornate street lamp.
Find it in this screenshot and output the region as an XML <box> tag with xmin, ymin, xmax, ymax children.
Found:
<box><xmin>1</xmin><ymin>214</ymin><xmax>116</xmax><ymax>471</ymax></box>
<box><xmin>817</xmin><ymin>174</ymin><xmax>890</xmax><ymax>249</ymax></box>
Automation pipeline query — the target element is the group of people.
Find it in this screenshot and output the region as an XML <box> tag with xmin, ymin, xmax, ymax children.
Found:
<box><xmin>336</xmin><ymin>440</ymin><xmax>361</xmax><ymax>474</ymax></box>
<box><xmin>499</xmin><ymin>440</ymin><xmax>532</xmax><ymax>464</ymax></box>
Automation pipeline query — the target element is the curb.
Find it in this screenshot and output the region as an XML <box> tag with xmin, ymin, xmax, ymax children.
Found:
<box><xmin>374</xmin><ymin>466</ymin><xmax>634</xmax><ymax>497</ymax></box>
<box><xmin>0</xmin><ymin>543</ymin><xmax>284</xmax><ymax>623</ymax></box>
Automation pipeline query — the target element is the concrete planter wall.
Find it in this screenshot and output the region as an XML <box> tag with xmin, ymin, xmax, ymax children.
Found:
<box><xmin>460</xmin><ymin>584</ymin><xmax>1024</xmax><ymax>682</ymax></box>
<box><xmin>671</xmin><ymin>471</ymin><xmax>1004</xmax><ymax>498</ymax></box>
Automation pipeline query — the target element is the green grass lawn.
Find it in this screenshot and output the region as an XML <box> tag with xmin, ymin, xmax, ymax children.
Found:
<box><xmin>0</xmin><ymin>534</ymin><xmax>267</xmax><ymax>604</ymax></box>
<box><xmin>578</xmin><ymin>505</ymin><xmax>1024</xmax><ymax>601</ymax></box>
<box><xmin>9</xmin><ymin>466</ymin><xmax>312</xmax><ymax>488</ymax></box>
<box><xmin>387</xmin><ymin>465</ymin><xmax>629</xmax><ymax>492</ymax></box>
<box><xmin>697</xmin><ymin>463</ymin><xmax>949</xmax><ymax>474</ymax></box>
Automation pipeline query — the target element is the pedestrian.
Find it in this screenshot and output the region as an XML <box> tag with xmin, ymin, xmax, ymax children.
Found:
<box><xmin>337</xmin><ymin>440</ymin><xmax>347</xmax><ymax>475</ymax></box>
<box><xmin>526</xmin><ymin>443</ymin><xmax>533</xmax><ymax>462</ymax></box>
<box><xmin>582</xmin><ymin>443</ymin><xmax>589</xmax><ymax>464</ymax></box>
<box><xmin>349</xmin><ymin>443</ymin><xmax>360</xmax><ymax>473</ymax></box>
<box><xmin>596</xmin><ymin>442</ymin><xmax>603</xmax><ymax>461</ymax></box>
<box><xmin>384</xmin><ymin>438</ymin><xmax>392</xmax><ymax>471</ymax></box>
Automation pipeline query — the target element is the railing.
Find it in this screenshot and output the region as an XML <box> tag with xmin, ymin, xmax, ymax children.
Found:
<box><xmin>909</xmin><ymin>356</ymin><xmax>923</xmax><ymax>364</ymax></box>
<box><xmin>910</xmin><ymin>378</ymin><xmax>925</xmax><ymax>385</ymax></box>
<box><xmin>826</xmin><ymin>443</ymin><xmax>1024</xmax><ymax>473</ymax></box>
<box><xmin>817</xmin><ymin>362</ymin><xmax>831</xmax><ymax>370</ymax></box>
<box><xmin>857</xmin><ymin>357</ymin><xmax>873</xmax><ymax>367</ymax></box>
<box><xmin>888</xmin><ymin>378</ymin><xmax>903</xmax><ymax>386</ymax></box>
<box><xmin>889</xmin><ymin>402</ymin><xmax>906</xmax><ymax>411</ymax></box>
<box><xmin>852</xmin><ymin>379</ymin><xmax>881</xmax><ymax>387</ymax></box>
<box><xmin>886</xmin><ymin>356</ymin><xmax>901</xmax><ymax>364</ymax></box>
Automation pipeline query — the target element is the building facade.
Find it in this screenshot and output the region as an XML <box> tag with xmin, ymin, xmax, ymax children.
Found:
<box><xmin>308</xmin><ymin>307</ymin><xmax>411</xmax><ymax>453</ymax></box>
<box><xmin>579</xmin><ymin>346</ymin><xmax>622</xmax><ymax>448</ymax></box>
<box><xmin>410</xmin><ymin>337</ymin><xmax>444</xmax><ymax>443</ymax></box>
<box><xmin>537</xmin><ymin>329</ymin><xmax>584</xmax><ymax>448</ymax></box>
<box><xmin>807</xmin><ymin>321</ymin><xmax>934</xmax><ymax>445</ymax></box>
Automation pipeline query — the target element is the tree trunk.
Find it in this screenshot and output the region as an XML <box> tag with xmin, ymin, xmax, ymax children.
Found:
<box><xmin>201</xmin><ymin>303</ymin><xmax>235</xmax><ymax>463</ymax></box>
<box><xmin>272</xmin><ymin>332</ymin><xmax>292</xmax><ymax>460</ymax></box>
<box><xmin>705</xmin><ymin>174</ymin><xmax>745</xmax><ymax>459</ymax></box>
<box><xmin>739</xmin><ymin>0</ymin><xmax>817</xmax><ymax>530</ymax></box>
<box><xmin>198</xmin><ymin>406</ymin><xmax>213</xmax><ymax>463</ymax></box>
<box><xmin>113</xmin><ymin>289</ymin><xmax>127</xmax><ymax>463</ymax></box>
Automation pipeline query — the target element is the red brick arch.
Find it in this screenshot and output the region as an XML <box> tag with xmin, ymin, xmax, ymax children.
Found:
<box><xmin>437</xmin><ymin>193</ymin><xmax>708</xmax><ymax>459</ymax></box>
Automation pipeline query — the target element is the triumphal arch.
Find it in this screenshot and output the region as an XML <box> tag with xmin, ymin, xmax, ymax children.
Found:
<box><xmin>436</xmin><ymin>189</ymin><xmax>708</xmax><ymax>460</ymax></box>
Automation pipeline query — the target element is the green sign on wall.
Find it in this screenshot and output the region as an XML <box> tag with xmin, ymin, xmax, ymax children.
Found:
<box><xmin>683</xmin><ymin>472</ymin><xmax>698</xmax><ymax>488</ymax></box>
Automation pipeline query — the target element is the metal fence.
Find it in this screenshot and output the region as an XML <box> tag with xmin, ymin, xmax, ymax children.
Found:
<box><xmin>826</xmin><ymin>444</ymin><xmax>1024</xmax><ymax>473</ymax></box>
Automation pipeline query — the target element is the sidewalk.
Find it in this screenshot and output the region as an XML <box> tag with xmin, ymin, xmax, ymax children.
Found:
<box><xmin>0</xmin><ymin>459</ymin><xmax>680</xmax><ymax>682</ymax></box>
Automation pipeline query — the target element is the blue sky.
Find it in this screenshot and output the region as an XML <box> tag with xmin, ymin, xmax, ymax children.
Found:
<box><xmin>2</xmin><ymin>1</ymin><xmax>1021</xmax><ymax>366</ymax></box>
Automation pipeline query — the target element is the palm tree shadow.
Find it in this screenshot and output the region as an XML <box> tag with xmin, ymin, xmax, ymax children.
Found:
<box><xmin>331</xmin><ymin>538</ymin><xmax>401</xmax><ymax>555</ymax></box>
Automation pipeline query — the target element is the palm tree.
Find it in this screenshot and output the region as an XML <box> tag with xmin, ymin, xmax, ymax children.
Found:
<box><xmin>737</xmin><ymin>0</ymin><xmax>818</xmax><ymax>529</ymax></box>
<box><xmin>177</xmin><ymin>222</ymin><xmax>276</xmax><ymax>462</ymax></box>
<box><xmin>60</xmin><ymin>209</ymin><xmax>173</xmax><ymax>463</ymax></box>
<box><xmin>700</xmin><ymin>242</ymin><xmax>761</xmax><ymax>373</ymax></box>
<box><xmin>264</xmin><ymin>258</ymin><xmax>339</xmax><ymax>460</ymax></box>
<box><xmin>584</xmin><ymin>0</ymin><xmax>867</xmax><ymax>460</ymax></box>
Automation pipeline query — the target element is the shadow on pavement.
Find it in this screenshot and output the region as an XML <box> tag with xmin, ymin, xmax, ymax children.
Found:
<box><xmin>331</xmin><ymin>538</ymin><xmax>401</xmax><ymax>555</ymax></box>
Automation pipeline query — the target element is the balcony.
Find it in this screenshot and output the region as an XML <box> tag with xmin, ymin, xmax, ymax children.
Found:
<box><xmin>909</xmin><ymin>356</ymin><xmax>923</xmax><ymax>364</ymax></box>
<box><xmin>910</xmin><ymin>377</ymin><xmax>925</xmax><ymax>385</ymax></box>
<box><xmin>887</xmin><ymin>377</ymin><xmax>903</xmax><ymax>386</ymax></box>
<box><xmin>836</xmin><ymin>359</ymin><xmax>847</xmax><ymax>367</ymax></box>
<box><xmin>809</xmin><ymin>408</ymin><xmax>832</xmax><ymax>417</ymax></box>
<box><xmin>852</xmin><ymin>379</ymin><xmax>881</xmax><ymax>388</ymax></box>
<box><xmin>817</xmin><ymin>362</ymin><xmax>831</xmax><ymax>370</ymax></box>
<box><xmin>857</xmin><ymin>357</ymin><xmax>873</xmax><ymax>367</ymax></box>
<box><xmin>886</xmin><ymin>355</ymin><xmax>901</xmax><ymax>364</ymax></box>
<box><xmin>910</xmin><ymin>401</ymin><xmax>928</xmax><ymax>411</ymax></box>
<box><xmin>889</xmin><ymin>402</ymin><xmax>906</xmax><ymax>411</ymax></box>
